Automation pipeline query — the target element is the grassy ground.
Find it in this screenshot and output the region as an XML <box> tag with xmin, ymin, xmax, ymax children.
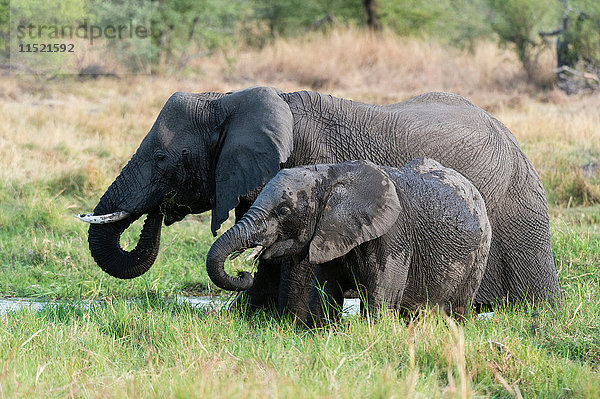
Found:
<box><xmin>1</xmin><ymin>299</ymin><xmax>599</xmax><ymax>398</ymax></box>
<box><xmin>1</xmin><ymin>29</ymin><xmax>599</xmax><ymax>396</ymax></box>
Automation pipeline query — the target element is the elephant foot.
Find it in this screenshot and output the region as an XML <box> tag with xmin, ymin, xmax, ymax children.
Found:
<box><xmin>474</xmin><ymin>302</ymin><xmax>496</xmax><ymax>313</ymax></box>
<box><xmin>228</xmin><ymin>291</ymin><xmax>251</xmax><ymax>313</ymax></box>
<box><xmin>229</xmin><ymin>258</ymin><xmax>281</xmax><ymax>315</ymax></box>
<box><xmin>227</xmin><ymin>290</ymin><xmax>278</xmax><ymax>315</ymax></box>
<box><xmin>452</xmin><ymin>306</ymin><xmax>466</xmax><ymax>322</ymax></box>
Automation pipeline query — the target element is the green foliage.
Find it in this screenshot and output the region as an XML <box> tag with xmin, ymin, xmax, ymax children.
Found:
<box><xmin>0</xmin><ymin>0</ymin><xmax>9</xmax><ymax>61</ymax></box>
<box><xmin>252</xmin><ymin>0</ymin><xmax>364</xmax><ymax>37</ymax></box>
<box><xmin>146</xmin><ymin>0</ymin><xmax>497</xmax><ymax>70</ymax></box>
<box><xmin>377</xmin><ymin>0</ymin><xmax>495</xmax><ymax>49</ymax></box>
<box><xmin>563</xmin><ymin>0</ymin><xmax>600</xmax><ymax>68</ymax></box>
<box><xmin>150</xmin><ymin>0</ymin><xmax>254</xmax><ymax>71</ymax></box>
<box><xmin>143</xmin><ymin>0</ymin><xmax>600</xmax><ymax>79</ymax></box>
<box><xmin>487</xmin><ymin>0</ymin><xmax>561</xmax><ymax>79</ymax></box>
<box><xmin>7</xmin><ymin>0</ymin><xmax>88</xmax><ymax>74</ymax></box>
<box><xmin>88</xmin><ymin>0</ymin><xmax>152</xmax><ymax>73</ymax></box>
<box><xmin>9</xmin><ymin>0</ymin><xmax>87</xmax><ymax>23</ymax></box>
<box><xmin>378</xmin><ymin>0</ymin><xmax>447</xmax><ymax>36</ymax></box>
<box><xmin>445</xmin><ymin>0</ymin><xmax>496</xmax><ymax>48</ymax></box>
<box><xmin>4</xmin><ymin>0</ymin><xmax>600</xmax><ymax>78</ymax></box>
<box><xmin>485</xmin><ymin>0</ymin><xmax>600</xmax><ymax>86</ymax></box>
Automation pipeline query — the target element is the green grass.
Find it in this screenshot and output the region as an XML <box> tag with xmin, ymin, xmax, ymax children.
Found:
<box><xmin>1</xmin><ymin>296</ymin><xmax>599</xmax><ymax>397</ymax></box>
<box><xmin>1</xmin><ymin>193</ymin><xmax>599</xmax><ymax>396</ymax></box>
<box><xmin>0</xmin><ymin>177</ymin><xmax>228</xmax><ymax>299</ymax></box>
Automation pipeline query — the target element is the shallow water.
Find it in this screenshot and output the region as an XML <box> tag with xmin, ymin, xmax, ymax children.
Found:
<box><xmin>0</xmin><ymin>296</ymin><xmax>362</xmax><ymax>316</ymax></box>
<box><xmin>0</xmin><ymin>296</ymin><xmax>217</xmax><ymax>315</ymax></box>
<box><xmin>0</xmin><ymin>297</ymin><xmax>51</xmax><ymax>313</ymax></box>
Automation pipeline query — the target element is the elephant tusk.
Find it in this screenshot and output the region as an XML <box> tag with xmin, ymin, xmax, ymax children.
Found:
<box><xmin>246</xmin><ymin>245</ymin><xmax>264</xmax><ymax>261</ymax></box>
<box><xmin>76</xmin><ymin>211</ymin><xmax>131</xmax><ymax>224</ymax></box>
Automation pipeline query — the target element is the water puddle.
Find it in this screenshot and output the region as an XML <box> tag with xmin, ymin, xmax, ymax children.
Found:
<box><xmin>0</xmin><ymin>297</ymin><xmax>493</xmax><ymax>320</ymax></box>
<box><xmin>0</xmin><ymin>296</ymin><xmax>362</xmax><ymax>316</ymax></box>
<box><xmin>0</xmin><ymin>296</ymin><xmax>217</xmax><ymax>314</ymax></box>
<box><xmin>0</xmin><ymin>298</ymin><xmax>51</xmax><ymax>313</ymax></box>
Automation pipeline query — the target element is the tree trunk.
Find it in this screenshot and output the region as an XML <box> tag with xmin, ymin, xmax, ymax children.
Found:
<box><xmin>363</xmin><ymin>0</ymin><xmax>380</xmax><ymax>31</ymax></box>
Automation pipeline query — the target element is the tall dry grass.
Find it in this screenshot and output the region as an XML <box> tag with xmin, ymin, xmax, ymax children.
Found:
<box><xmin>192</xmin><ymin>27</ymin><xmax>526</xmax><ymax>105</ymax></box>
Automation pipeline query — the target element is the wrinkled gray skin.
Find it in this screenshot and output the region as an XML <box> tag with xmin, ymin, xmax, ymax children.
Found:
<box><xmin>84</xmin><ymin>86</ymin><xmax>558</xmax><ymax>307</ymax></box>
<box><xmin>207</xmin><ymin>159</ymin><xmax>492</xmax><ymax>326</ymax></box>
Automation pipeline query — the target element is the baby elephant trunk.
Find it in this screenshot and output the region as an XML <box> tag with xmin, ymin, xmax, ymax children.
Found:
<box><xmin>206</xmin><ymin>218</ymin><xmax>256</xmax><ymax>291</ymax></box>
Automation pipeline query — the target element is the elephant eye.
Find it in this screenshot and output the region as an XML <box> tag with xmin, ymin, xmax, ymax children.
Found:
<box><xmin>154</xmin><ymin>151</ymin><xmax>167</xmax><ymax>164</ymax></box>
<box><xmin>277</xmin><ymin>205</ymin><xmax>291</xmax><ymax>216</ymax></box>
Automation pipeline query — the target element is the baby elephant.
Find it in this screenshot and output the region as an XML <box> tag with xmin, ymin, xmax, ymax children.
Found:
<box><xmin>207</xmin><ymin>158</ymin><xmax>491</xmax><ymax>323</ymax></box>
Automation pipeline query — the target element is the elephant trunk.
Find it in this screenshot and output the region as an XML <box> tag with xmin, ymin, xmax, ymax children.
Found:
<box><xmin>206</xmin><ymin>216</ymin><xmax>264</xmax><ymax>291</ymax></box>
<box><xmin>87</xmin><ymin>161</ymin><xmax>164</xmax><ymax>279</ymax></box>
<box><xmin>88</xmin><ymin>212</ymin><xmax>163</xmax><ymax>279</ymax></box>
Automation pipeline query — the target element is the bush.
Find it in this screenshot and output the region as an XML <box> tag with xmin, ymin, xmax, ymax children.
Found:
<box><xmin>252</xmin><ymin>0</ymin><xmax>363</xmax><ymax>38</ymax></box>
<box><xmin>0</xmin><ymin>0</ymin><xmax>8</xmax><ymax>62</ymax></box>
<box><xmin>150</xmin><ymin>0</ymin><xmax>254</xmax><ymax>72</ymax></box>
<box><xmin>487</xmin><ymin>0</ymin><xmax>560</xmax><ymax>82</ymax></box>
<box><xmin>563</xmin><ymin>0</ymin><xmax>600</xmax><ymax>70</ymax></box>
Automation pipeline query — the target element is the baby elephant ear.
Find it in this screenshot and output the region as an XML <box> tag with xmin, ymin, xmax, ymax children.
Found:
<box><xmin>309</xmin><ymin>161</ymin><xmax>401</xmax><ymax>264</ymax></box>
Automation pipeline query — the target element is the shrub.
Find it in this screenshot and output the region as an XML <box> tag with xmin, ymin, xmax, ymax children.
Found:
<box><xmin>487</xmin><ymin>0</ymin><xmax>561</xmax><ymax>82</ymax></box>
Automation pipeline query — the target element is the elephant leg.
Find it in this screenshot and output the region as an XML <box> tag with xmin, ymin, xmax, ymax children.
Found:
<box><xmin>475</xmin><ymin>184</ymin><xmax>559</xmax><ymax>307</ymax></box>
<box><xmin>307</xmin><ymin>261</ymin><xmax>345</xmax><ymax>328</ymax></box>
<box><xmin>229</xmin><ymin>258</ymin><xmax>281</xmax><ymax>312</ymax></box>
<box><xmin>365</xmin><ymin>241</ymin><xmax>411</xmax><ymax>315</ymax></box>
<box><xmin>474</xmin><ymin>237</ymin><xmax>505</xmax><ymax>309</ymax></box>
<box><xmin>448</xmin><ymin>245</ymin><xmax>488</xmax><ymax>317</ymax></box>
<box><xmin>278</xmin><ymin>257</ymin><xmax>315</xmax><ymax>323</ymax></box>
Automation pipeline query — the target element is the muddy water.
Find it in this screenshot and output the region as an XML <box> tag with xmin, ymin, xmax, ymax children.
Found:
<box><xmin>0</xmin><ymin>297</ymin><xmax>362</xmax><ymax>316</ymax></box>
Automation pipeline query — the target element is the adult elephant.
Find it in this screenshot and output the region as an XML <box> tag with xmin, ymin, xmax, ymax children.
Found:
<box><xmin>78</xmin><ymin>86</ymin><xmax>559</xmax><ymax>308</ymax></box>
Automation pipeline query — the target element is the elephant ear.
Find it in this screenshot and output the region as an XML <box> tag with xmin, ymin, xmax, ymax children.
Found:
<box><xmin>309</xmin><ymin>161</ymin><xmax>402</xmax><ymax>264</ymax></box>
<box><xmin>210</xmin><ymin>87</ymin><xmax>293</xmax><ymax>235</ymax></box>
